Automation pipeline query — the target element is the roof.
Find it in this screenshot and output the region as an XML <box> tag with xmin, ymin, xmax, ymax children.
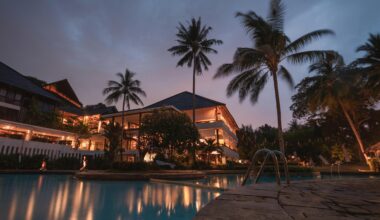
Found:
<box><xmin>102</xmin><ymin>106</ymin><xmax>181</xmax><ymax>118</ymax></box>
<box><xmin>44</xmin><ymin>79</ymin><xmax>82</xmax><ymax>107</ymax></box>
<box><xmin>84</xmin><ymin>103</ymin><xmax>118</xmax><ymax>115</ymax></box>
<box><xmin>145</xmin><ymin>91</ymin><xmax>225</xmax><ymax>110</ymax></box>
<box><xmin>0</xmin><ymin>61</ymin><xmax>60</xmax><ymax>102</ymax></box>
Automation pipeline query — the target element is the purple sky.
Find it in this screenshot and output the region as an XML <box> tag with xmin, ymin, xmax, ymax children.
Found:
<box><xmin>0</xmin><ymin>0</ymin><xmax>379</xmax><ymax>129</ymax></box>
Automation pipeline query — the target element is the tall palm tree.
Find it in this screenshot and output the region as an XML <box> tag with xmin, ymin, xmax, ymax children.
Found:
<box><xmin>291</xmin><ymin>53</ymin><xmax>372</xmax><ymax>167</ymax></box>
<box><xmin>214</xmin><ymin>0</ymin><xmax>335</xmax><ymax>154</ymax></box>
<box><xmin>103</xmin><ymin>69</ymin><xmax>146</xmax><ymax>161</ymax></box>
<box><xmin>168</xmin><ymin>17</ymin><xmax>223</xmax><ymax>124</ymax></box>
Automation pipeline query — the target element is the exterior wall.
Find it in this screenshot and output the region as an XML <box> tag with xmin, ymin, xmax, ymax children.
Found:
<box><xmin>0</xmin><ymin>137</ymin><xmax>103</xmax><ymax>159</ymax></box>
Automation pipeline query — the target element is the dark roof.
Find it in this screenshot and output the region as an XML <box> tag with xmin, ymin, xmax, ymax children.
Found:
<box><xmin>145</xmin><ymin>91</ymin><xmax>225</xmax><ymax>110</ymax></box>
<box><xmin>44</xmin><ymin>79</ymin><xmax>82</xmax><ymax>106</ymax></box>
<box><xmin>58</xmin><ymin>98</ymin><xmax>84</xmax><ymax>116</ymax></box>
<box><xmin>84</xmin><ymin>103</ymin><xmax>118</xmax><ymax>115</ymax></box>
<box><xmin>0</xmin><ymin>61</ymin><xmax>60</xmax><ymax>102</ymax></box>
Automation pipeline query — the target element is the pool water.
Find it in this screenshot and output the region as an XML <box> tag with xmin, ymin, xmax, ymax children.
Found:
<box><xmin>1</xmin><ymin>173</ymin><xmax>376</xmax><ymax>220</ymax></box>
<box><xmin>0</xmin><ymin>174</ymin><xmax>220</xmax><ymax>220</ymax></box>
<box><xmin>191</xmin><ymin>174</ymin><xmax>315</xmax><ymax>189</ymax></box>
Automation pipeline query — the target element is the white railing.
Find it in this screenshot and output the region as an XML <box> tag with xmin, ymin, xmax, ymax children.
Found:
<box><xmin>0</xmin><ymin>137</ymin><xmax>104</xmax><ymax>159</ymax></box>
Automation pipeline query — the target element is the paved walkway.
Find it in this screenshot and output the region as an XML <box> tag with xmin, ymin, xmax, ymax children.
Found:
<box><xmin>195</xmin><ymin>178</ymin><xmax>380</xmax><ymax>220</ymax></box>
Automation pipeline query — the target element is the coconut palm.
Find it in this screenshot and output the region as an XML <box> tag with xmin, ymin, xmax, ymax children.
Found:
<box><xmin>291</xmin><ymin>52</ymin><xmax>372</xmax><ymax>167</ymax></box>
<box><xmin>355</xmin><ymin>33</ymin><xmax>380</xmax><ymax>100</ymax></box>
<box><xmin>168</xmin><ymin>17</ymin><xmax>223</xmax><ymax>124</ymax></box>
<box><xmin>103</xmin><ymin>69</ymin><xmax>146</xmax><ymax>161</ymax></box>
<box><xmin>214</xmin><ymin>0</ymin><xmax>335</xmax><ymax>154</ymax></box>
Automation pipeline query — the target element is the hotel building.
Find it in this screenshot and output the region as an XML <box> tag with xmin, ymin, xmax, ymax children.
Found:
<box><xmin>0</xmin><ymin>61</ymin><xmax>239</xmax><ymax>163</ymax></box>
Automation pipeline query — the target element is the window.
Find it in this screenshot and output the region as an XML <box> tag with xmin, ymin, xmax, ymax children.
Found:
<box><xmin>6</xmin><ymin>90</ymin><xmax>15</xmax><ymax>100</ymax></box>
<box><xmin>0</xmin><ymin>88</ymin><xmax>6</xmax><ymax>97</ymax></box>
<box><xmin>14</xmin><ymin>93</ymin><xmax>22</xmax><ymax>101</ymax></box>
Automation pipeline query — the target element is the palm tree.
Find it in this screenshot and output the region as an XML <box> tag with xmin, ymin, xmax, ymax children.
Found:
<box><xmin>103</xmin><ymin>69</ymin><xmax>146</xmax><ymax>161</ymax></box>
<box><xmin>355</xmin><ymin>33</ymin><xmax>380</xmax><ymax>100</ymax></box>
<box><xmin>168</xmin><ymin>17</ymin><xmax>223</xmax><ymax>124</ymax></box>
<box><xmin>102</xmin><ymin>122</ymin><xmax>122</xmax><ymax>161</ymax></box>
<box><xmin>291</xmin><ymin>52</ymin><xmax>372</xmax><ymax>167</ymax></box>
<box><xmin>200</xmin><ymin>138</ymin><xmax>222</xmax><ymax>165</ymax></box>
<box><xmin>214</xmin><ymin>0</ymin><xmax>335</xmax><ymax>154</ymax></box>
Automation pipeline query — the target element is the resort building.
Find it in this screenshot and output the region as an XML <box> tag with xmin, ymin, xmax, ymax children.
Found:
<box><xmin>0</xmin><ymin>61</ymin><xmax>240</xmax><ymax>164</ymax></box>
<box><xmin>0</xmin><ymin>62</ymin><xmax>113</xmax><ymax>158</ymax></box>
<box><xmin>102</xmin><ymin>92</ymin><xmax>239</xmax><ymax>163</ymax></box>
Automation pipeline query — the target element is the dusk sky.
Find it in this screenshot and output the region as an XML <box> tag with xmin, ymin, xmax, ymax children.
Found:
<box><xmin>0</xmin><ymin>0</ymin><xmax>379</xmax><ymax>129</ymax></box>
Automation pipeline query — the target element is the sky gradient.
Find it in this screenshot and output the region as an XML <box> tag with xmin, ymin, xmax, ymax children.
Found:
<box><xmin>0</xmin><ymin>0</ymin><xmax>379</xmax><ymax>129</ymax></box>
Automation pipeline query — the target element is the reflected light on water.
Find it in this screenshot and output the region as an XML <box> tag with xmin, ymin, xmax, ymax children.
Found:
<box><xmin>8</xmin><ymin>193</ymin><xmax>17</xmax><ymax>220</ymax></box>
<box><xmin>1</xmin><ymin>175</ymin><xmax>222</xmax><ymax>220</ymax></box>
<box><xmin>25</xmin><ymin>190</ymin><xmax>35</xmax><ymax>220</ymax></box>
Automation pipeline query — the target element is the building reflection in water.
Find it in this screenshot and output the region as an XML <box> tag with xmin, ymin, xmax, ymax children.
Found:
<box><xmin>1</xmin><ymin>175</ymin><xmax>224</xmax><ymax>220</ymax></box>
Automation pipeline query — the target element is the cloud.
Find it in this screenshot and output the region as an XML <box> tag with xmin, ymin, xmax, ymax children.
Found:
<box><xmin>0</xmin><ymin>0</ymin><xmax>379</xmax><ymax>128</ymax></box>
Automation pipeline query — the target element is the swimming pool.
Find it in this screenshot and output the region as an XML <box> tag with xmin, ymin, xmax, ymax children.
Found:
<box><xmin>0</xmin><ymin>174</ymin><xmax>219</xmax><ymax>220</ymax></box>
<box><xmin>0</xmin><ymin>173</ymin><xmax>377</xmax><ymax>220</ymax></box>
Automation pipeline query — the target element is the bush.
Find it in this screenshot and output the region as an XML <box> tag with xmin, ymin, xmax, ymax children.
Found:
<box><xmin>49</xmin><ymin>157</ymin><xmax>81</xmax><ymax>170</ymax></box>
<box><xmin>0</xmin><ymin>154</ymin><xmax>19</xmax><ymax>169</ymax></box>
<box><xmin>87</xmin><ymin>157</ymin><xmax>112</xmax><ymax>170</ymax></box>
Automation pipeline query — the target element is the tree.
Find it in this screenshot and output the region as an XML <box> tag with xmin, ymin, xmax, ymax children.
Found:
<box><xmin>103</xmin><ymin>69</ymin><xmax>146</xmax><ymax>161</ymax></box>
<box><xmin>214</xmin><ymin>0</ymin><xmax>335</xmax><ymax>154</ymax></box>
<box><xmin>199</xmin><ymin>138</ymin><xmax>222</xmax><ymax>165</ymax></box>
<box><xmin>140</xmin><ymin>110</ymin><xmax>199</xmax><ymax>165</ymax></box>
<box><xmin>102</xmin><ymin>122</ymin><xmax>122</xmax><ymax>162</ymax></box>
<box><xmin>355</xmin><ymin>33</ymin><xmax>380</xmax><ymax>100</ymax></box>
<box><xmin>291</xmin><ymin>52</ymin><xmax>374</xmax><ymax>167</ymax></box>
<box><xmin>236</xmin><ymin>125</ymin><xmax>256</xmax><ymax>159</ymax></box>
<box><xmin>168</xmin><ymin>17</ymin><xmax>223</xmax><ymax>125</ymax></box>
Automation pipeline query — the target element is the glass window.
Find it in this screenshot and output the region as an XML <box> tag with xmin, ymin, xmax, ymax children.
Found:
<box><xmin>0</xmin><ymin>88</ymin><xmax>6</xmax><ymax>96</ymax></box>
<box><xmin>6</xmin><ymin>90</ymin><xmax>15</xmax><ymax>100</ymax></box>
<box><xmin>14</xmin><ymin>93</ymin><xmax>22</xmax><ymax>101</ymax></box>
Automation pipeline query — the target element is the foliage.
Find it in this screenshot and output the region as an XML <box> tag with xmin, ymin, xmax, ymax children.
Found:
<box><xmin>102</xmin><ymin>122</ymin><xmax>122</xmax><ymax>161</ymax></box>
<box><xmin>168</xmin><ymin>17</ymin><xmax>223</xmax><ymax>75</ymax></box>
<box><xmin>236</xmin><ymin>124</ymin><xmax>279</xmax><ymax>160</ymax></box>
<box><xmin>355</xmin><ymin>33</ymin><xmax>380</xmax><ymax>102</ymax></box>
<box><xmin>103</xmin><ymin>69</ymin><xmax>146</xmax><ymax>161</ymax></box>
<box><xmin>213</xmin><ymin>0</ymin><xmax>335</xmax><ymax>154</ymax></box>
<box><xmin>198</xmin><ymin>138</ymin><xmax>222</xmax><ymax>165</ymax></box>
<box><xmin>140</xmin><ymin>110</ymin><xmax>199</xmax><ymax>163</ymax></box>
<box><xmin>236</xmin><ymin>125</ymin><xmax>256</xmax><ymax>159</ymax></box>
<box><xmin>103</xmin><ymin>69</ymin><xmax>146</xmax><ymax>110</ymax></box>
<box><xmin>23</xmin><ymin>97</ymin><xmax>62</xmax><ymax>129</ymax></box>
<box><xmin>291</xmin><ymin>52</ymin><xmax>376</xmax><ymax>163</ymax></box>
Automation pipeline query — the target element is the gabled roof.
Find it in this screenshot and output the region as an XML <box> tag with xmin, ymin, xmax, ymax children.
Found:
<box><xmin>145</xmin><ymin>91</ymin><xmax>225</xmax><ymax>110</ymax></box>
<box><xmin>44</xmin><ymin>79</ymin><xmax>82</xmax><ymax>107</ymax></box>
<box><xmin>0</xmin><ymin>61</ymin><xmax>60</xmax><ymax>102</ymax></box>
<box><xmin>84</xmin><ymin>103</ymin><xmax>118</xmax><ymax>115</ymax></box>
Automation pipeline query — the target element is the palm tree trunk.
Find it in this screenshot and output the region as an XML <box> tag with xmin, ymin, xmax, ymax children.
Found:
<box><xmin>272</xmin><ymin>71</ymin><xmax>286</xmax><ymax>154</ymax></box>
<box><xmin>120</xmin><ymin>94</ymin><xmax>126</xmax><ymax>162</ymax></box>
<box><xmin>191</xmin><ymin>61</ymin><xmax>197</xmax><ymax>165</ymax></box>
<box><xmin>338</xmin><ymin>100</ymin><xmax>370</xmax><ymax>167</ymax></box>
<box><xmin>192</xmin><ymin>62</ymin><xmax>196</xmax><ymax>124</ymax></box>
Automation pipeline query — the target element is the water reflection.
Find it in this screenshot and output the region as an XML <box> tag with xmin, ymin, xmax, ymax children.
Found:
<box><xmin>0</xmin><ymin>175</ymin><xmax>220</xmax><ymax>220</ymax></box>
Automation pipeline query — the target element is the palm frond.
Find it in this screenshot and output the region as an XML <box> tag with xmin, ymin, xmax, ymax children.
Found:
<box><xmin>278</xmin><ymin>65</ymin><xmax>294</xmax><ymax>89</ymax></box>
<box><xmin>284</xmin><ymin>29</ymin><xmax>335</xmax><ymax>55</ymax></box>
<box><xmin>268</xmin><ymin>0</ymin><xmax>285</xmax><ymax>31</ymax></box>
<box><xmin>286</xmin><ymin>50</ymin><xmax>336</xmax><ymax>64</ymax></box>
